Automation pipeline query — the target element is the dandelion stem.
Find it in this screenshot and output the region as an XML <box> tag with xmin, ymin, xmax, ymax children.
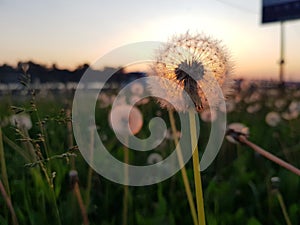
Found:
<box><xmin>70</xmin><ymin>170</ymin><xmax>89</xmax><ymax>225</ymax></box>
<box><xmin>74</xmin><ymin>182</ymin><xmax>89</xmax><ymax>225</ymax></box>
<box><xmin>85</xmin><ymin>124</ymin><xmax>95</xmax><ymax>208</ymax></box>
<box><xmin>122</xmin><ymin>137</ymin><xmax>129</xmax><ymax>225</ymax></box>
<box><xmin>238</xmin><ymin>136</ymin><xmax>300</xmax><ymax>176</ymax></box>
<box><xmin>168</xmin><ymin>110</ymin><xmax>198</xmax><ymax>225</ymax></box>
<box><xmin>275</xmin><ymin>190</ymin><xmax>292</xmax><ymax>225</ymax></box>
<box><xmin>189</xmin><ymin>110</ymin><xmax>206</xmax><ymax>225</ymax></box>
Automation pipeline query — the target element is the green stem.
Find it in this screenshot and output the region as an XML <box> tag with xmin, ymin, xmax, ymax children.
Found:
<box><xmin>189</xmin><ymin>110</ymin><xmax>206</xmax><ymax>225</ymax></box>
<box><xmin>0</xmin><ymin>128</ymin><xmax>10</xmax><ymax>197</ymax></box>
<box><xmin>168</xmin><ymin>110</ymin><xmax>198</xmax><ymax>225</ymax></box>
<box><xmin>2</xmin><ymin>134</ymin><xmax>31</xmax><ymax>162</ymax></box>
<box><xmin>49</xmin><ymin>185</ymin><xmax>62</xmax><ymax>225</ymax></box>
<box><xmin>122</xmin><ymin>137</ymin><xmax>129</xmax><ymax>225</ymax></box>
<box><xmin>276</xmin><ymin>191</ymin><xmax>292</xmax><ymax>225</ymax></box>
<box><xmin>85</xmin><ymin>125</ymin><xmax>95</xmax><ymax>208</ymax></box>
<box><xmin>66</xmin><ymin>108</ymin><xmax>76</xmax><ymax>170</ymax></box>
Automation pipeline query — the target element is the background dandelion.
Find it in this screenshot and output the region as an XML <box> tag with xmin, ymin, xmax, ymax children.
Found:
<box><xmin>265</xmin><ymin>111</ymin><xmax>281</xmax><ymax>127</ymax></box>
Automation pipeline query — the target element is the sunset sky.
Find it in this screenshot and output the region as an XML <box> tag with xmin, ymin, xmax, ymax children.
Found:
<box><xmin>1</xmin><ymin>0</ymin><xmax>300</xmax><ymax>81</ymax></box>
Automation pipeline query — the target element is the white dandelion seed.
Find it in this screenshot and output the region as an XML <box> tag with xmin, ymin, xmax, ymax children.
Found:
<box><xmin>98</xmin><ymin>92</ymin><xmax>112</xmax><ymax>108</ymax></box>
<box><xmin>281</xmin><ymin>111</ymin><xmax>299</xmax><ymax>120</ymax></box>
<box><xmin>164</xmin><ymin>128</ymin><xmax>182</xmax><ymax>140</ymax></box>
<box><xmin>10</xmin><ymin>114</ymin><xmax>32</xmax><ymax>130</ymax></box>
<box><xmin>246</xmin><ymin>103</ymin><xmax>261</xmax><ymax>114</ymax></box>
<box><xmin>147</xmin><ymin>153</ymin><xmax>163</xmax><ymax>164</ymax></box>
<box><xmin>129</xmin><ymin>95</ymin><xmax>150</xmax><ymax>106</ymax></box>
<box><xmin>130</xmin><ymin>82</ymin><xmax>144</xmax><ymax>96</ymax></box>
<box><xmin>109</xmin><ymin>104</ymin><xmax>143</xmax><ymax>136</ymax></box>
<box><xmin>265</xmin><ymin>112</ymin><xmax>281</xmax><ymax>127</ymax></box>
<box><xmin>219</xmin><ymin>99</ymin><xmax>236</xmax><ymax>113</ymax></box>
<box><xmin>274</xmin><ymin>99</ymin><xmax>287</xmax><ymax>110</ymax></box>
<box><xmin>200</xmin><ymin>109</ymin><xmax>217</xmax><ymax>122</ymax></box>
<box><xmin>289</xmin><ymin>101</ymin><xmax>300</xmax><ymax>113</ymax></box>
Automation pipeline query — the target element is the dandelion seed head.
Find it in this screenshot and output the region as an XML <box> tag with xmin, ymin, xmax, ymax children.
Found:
<box><xmin>147</xmin><ymin>153</ymin><xmax>163</xmax><ymax>165</ymax></box>
<box><xmin>109</xmin><ymin>104</ymin><xmax>143</xmax><ymax>136</ymax></box>
<box><xmin>226</xmin><ymin>123</ymin><xmax>249</xmax><ymax>144</ymax></box>
<box><xmin>130</xmin><ymin>82</ymin><xmax>144</xmax><ymax>96</ymax></box>
<box><xmin>289</xmin><ymin>101</ymin><xmax>300</xmax><ymax>113</ymax></box>
<box><xmin>265</xmin><ymin>112</ymin><xmax>281</xmax><ymax>127</ymax></box>
<box><xmin>200</xmin><ymin>109</ymin><xmax>217</xmax><ymax>122</ymax></box>
<box><xmin>274</xmin><ymin>99</ymin><xmax>287</xmax><ymax>110</ymax></box>
<box><xmin>281</xmin><ymin>111</ymin><xmax>298</xmax><ymax>120</ymax></box>
<box><xmin>149</xmin><ymin>32</ymin><xmax>233</xmax><ymax>112</ymax></box>
<box><xmin>246</xmin><ymin>103</ymin><xmax>261</xmax><ymax>114</ymax></box>
<box><xmin>10</xmin><ymin>114</ymin><xmax>32</xmax><ymax>130</ymax></box>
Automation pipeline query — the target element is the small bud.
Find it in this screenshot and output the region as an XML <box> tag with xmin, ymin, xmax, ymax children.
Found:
<box><xmin>69</xmin><ymin>170</ymin><xmax>79</xmax><ymax>189</ymax></box>
<box><xmin>270</xmin><ymin>176</ymin><xmax>280</xmax><ymax>191</ymax></box>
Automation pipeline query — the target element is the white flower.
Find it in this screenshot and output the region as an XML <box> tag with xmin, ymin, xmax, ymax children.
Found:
<box><xmin>200</xmin><ymin>109</ymin><xmax>217</xmax><ymax>122</ymax></box>
<box><xmin>147</xmin><ymin>153</ymin><xmax>163</xmax><ymax>164</ymax></box>
<box><xmin>281</xmin><ymin>111</ymin><xmax>299</xmax><ymax>120</ymax></box>
<box><xmin>130</xmin><ymin>82</ymin><xmax>144</xmax><ymax>96</ymax></box>
<box><xmin>164</xmin><ymin>128</ymin><xmax>182</xmax><ymax>140</ymax></box>
<box><xmin>98</xmin><ymin>92</ymin><xmax>113</xmax><ymax>108</ymax></box>
<box><xmin>219</xmin><ymin>100</ymin><xmax>236</xmax><ymax>113</ymax></box>
<box><xmin>112</xmin><ymin>95</ymin><xmax>126</xmax><ymax>106</ymax></box>
<box><xmin>246</xmin><ymin>103</ymin><xmax>261</xmax><ymax>114</ymax></box>
<box><xmin>239</xmin><ymin>79</ymin><xmax>251</xmax><ymax>92</ymax></box>
<box><xmin>274</xmin><ymin>99</ymin><xmax>287</xmax><ymax>110</ymax></box>
<box><xmin>10</xmin><ymin>114</ymin><xmax>32</xmax><ymax>130</ymax></box>
<box><xmin>129</xmin><ymin>95</ymin><xmax>149</xmax><ymax>106</ymax></box>
<box><xmin>289</xmin><ymin>101</ymin><xmax>300</xmax><ymax>113</ymax></box>
<box><xmin>109</xmin><ymin>104</ymin><xmax>143</xmax><ymax>136</ymax></box>
<box><xmin>265</xmin><ymin>112</ymin><xmax>281</xmax><ymax>127</ymax></box>
<box><xmin>244</xmin><ymin>92</ymin><xmax>261</xmax><ymax>104</ymax></box>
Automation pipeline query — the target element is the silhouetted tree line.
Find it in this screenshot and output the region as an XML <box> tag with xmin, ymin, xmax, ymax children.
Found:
<box><xmin>0</xmin><ymin>61</ymin><xmax>146</xmax><ymax>85</ymax></box>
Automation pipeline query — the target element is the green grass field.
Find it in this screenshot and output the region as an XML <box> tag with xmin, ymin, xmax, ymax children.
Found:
<box><xmin>0</xmin><ymin>80</ymin><xmax>300</xmax><ymax>225</ymax></box>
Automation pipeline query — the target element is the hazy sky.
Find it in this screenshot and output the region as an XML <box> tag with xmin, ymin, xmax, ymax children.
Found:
<box><xmin>1</xmin><ymin>0</ymin><xmax>300</xmax><ymax>81</ymax></box>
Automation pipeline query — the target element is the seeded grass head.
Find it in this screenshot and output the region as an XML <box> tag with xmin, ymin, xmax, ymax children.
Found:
<box><xmin>149</xmin><ymin>32</ymin><xmax>233</xmax><ymax>112</ymax></box>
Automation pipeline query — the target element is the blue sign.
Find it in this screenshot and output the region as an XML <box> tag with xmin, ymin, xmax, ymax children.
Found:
<box><xmin>262</xmin><ymin>0</ymin><xmax>300</xmax><ymax>23</ymax></box>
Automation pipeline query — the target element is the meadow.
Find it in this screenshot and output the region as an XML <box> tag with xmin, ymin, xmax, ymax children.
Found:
<box><xmin>0</xmin><ymin>79</ymin><xmax>300</xmax><ymax>225</ymax></box>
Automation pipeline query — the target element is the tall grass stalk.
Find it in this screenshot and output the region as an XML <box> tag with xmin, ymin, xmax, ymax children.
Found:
<box><xmin>85</xmin><ymin>124</ymin><xmax>95</xmax><ymax>208</ymax></box>
<box><xmin>275</xmin><ymin>190</ymin><xmax>292</xmax><ymax>225</ymax></box>
<box><xmin>168</xmin><ymin>110</ymin><xmax>198</xmax><ymax>225</ymax></box>
<box><xmin>66</xmin><ymin>108</ymin><xmax>76</xmax><ymax>170</ymax></box>
<box><xmin>189</xmin><ymin>110</ymin><xmax>206</xmax><ymax>225</ymax></box>
<box><xmin>0</xmin><ymin>178</ymin><xmax>19</xmax><ymax>225</ymax></box>
<box><xmin>2</xmin><ymin>134</ymin><xmax>31</xmax><ymax>162</ymax></box>
<box><xmin>0</xmin><ymin>127</ymin><xmax>10</xmax><ymax>197</ymax></box>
